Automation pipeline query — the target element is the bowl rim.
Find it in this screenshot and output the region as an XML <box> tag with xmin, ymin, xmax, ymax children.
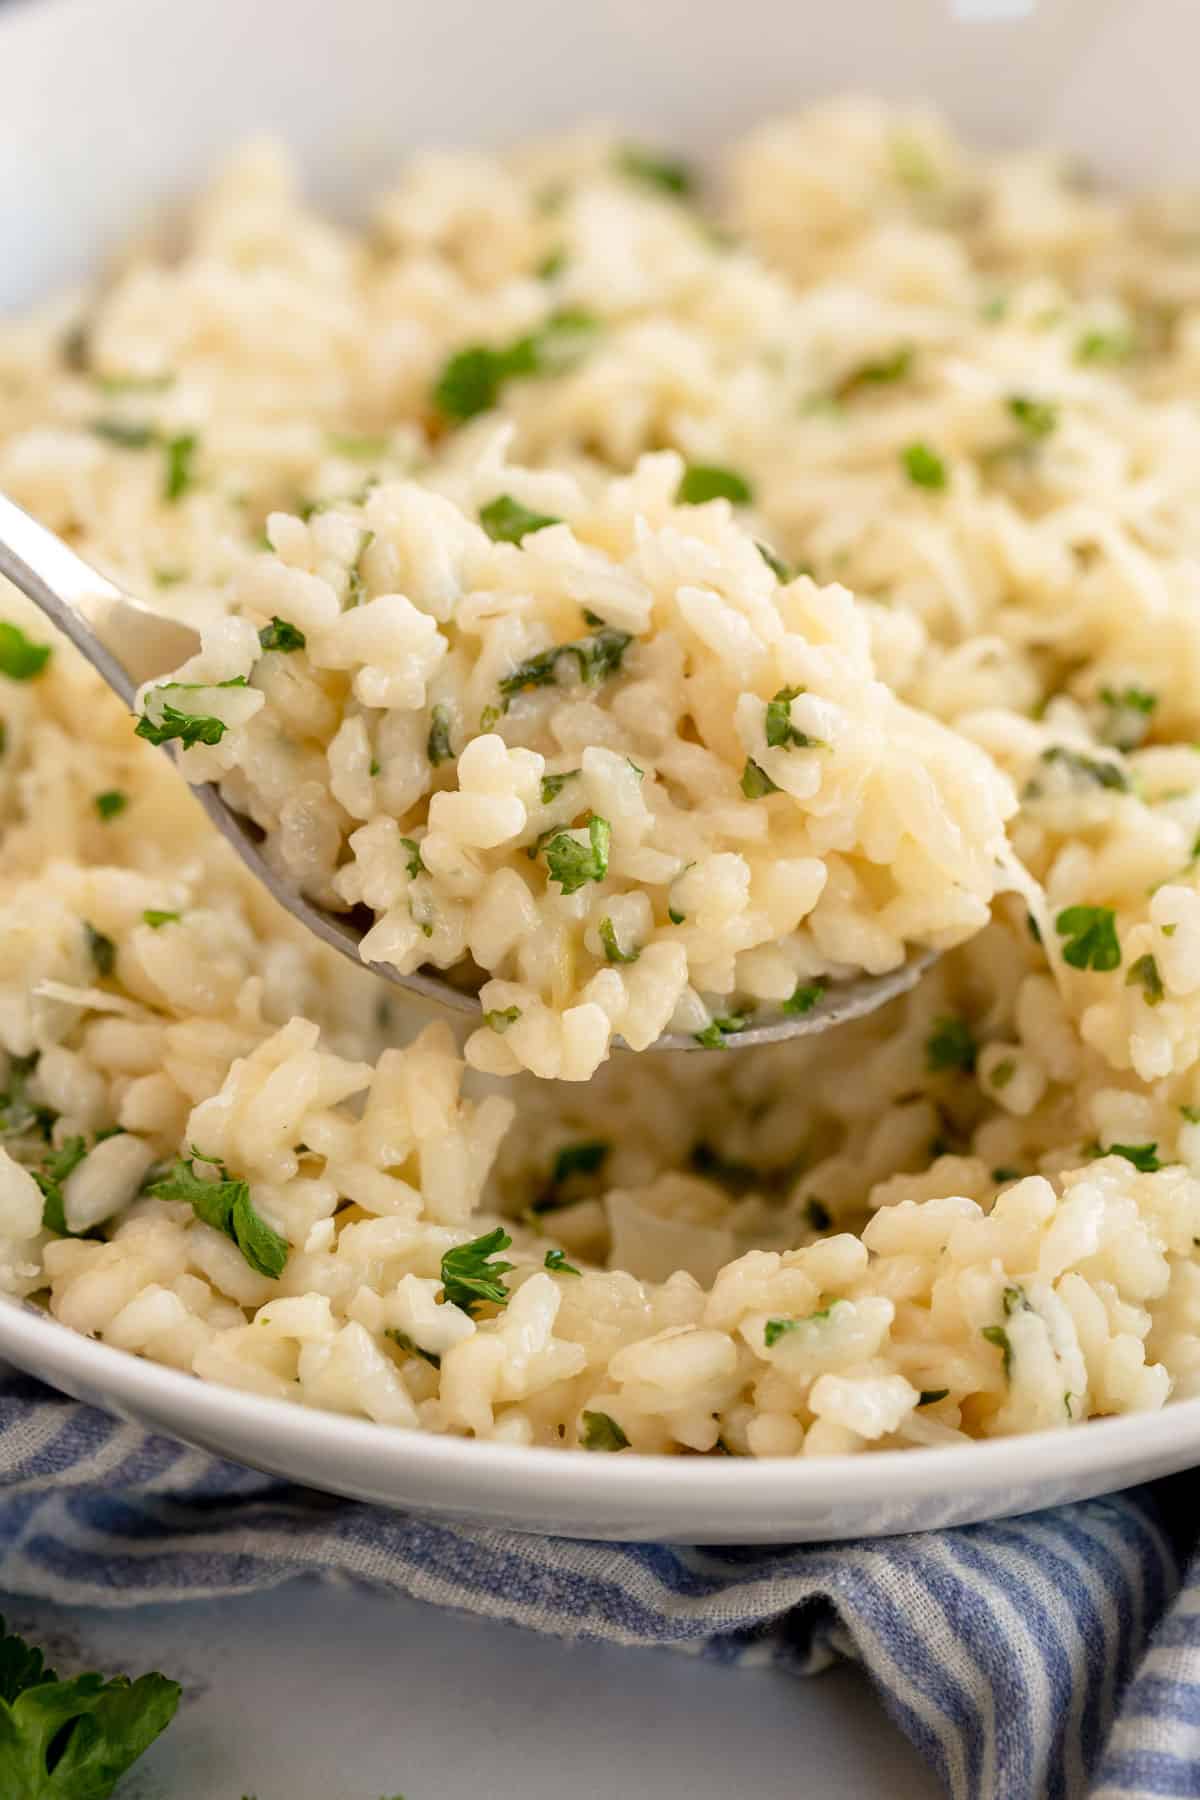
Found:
<box><xmin>5</xmin><ymin>1290</ymin><xmax>1198</xmax><ymax>1509</ymax></box>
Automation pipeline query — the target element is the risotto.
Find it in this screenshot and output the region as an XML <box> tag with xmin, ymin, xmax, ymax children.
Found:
<box><xmin>4</xmin><ymin>98</ymin><xmax>1200</xmax><ymax>1456</ymax></box>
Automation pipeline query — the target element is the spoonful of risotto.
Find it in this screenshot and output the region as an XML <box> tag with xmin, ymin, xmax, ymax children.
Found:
<box><xmin>0</xmin><ymin>465</ymin><xmax>1013</xmax><ymax>1078</ymax></box>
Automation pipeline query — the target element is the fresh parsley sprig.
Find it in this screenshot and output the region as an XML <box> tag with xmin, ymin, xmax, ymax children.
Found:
<box><xmin>148</xmin><ymin>1152</ymin><xmax>288</xmax><ymax>1278</ymax></box>
<box><xmin>440</xmin><ymin>1226</ymin><xmax>515</xmax><ymax>1316</ymax></box>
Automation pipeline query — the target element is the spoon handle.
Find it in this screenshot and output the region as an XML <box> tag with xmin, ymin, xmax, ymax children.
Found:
<box><xmin>0</xmin><ymin>489</ymin><xmax>199</xmax><ymax>699</ymax></box>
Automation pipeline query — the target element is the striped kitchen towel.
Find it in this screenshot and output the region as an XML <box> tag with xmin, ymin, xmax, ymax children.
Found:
<box><xmin>0</xmin><ymin>1368</ymin><xmax>1195</xmax><ymax>1800</ymax></box>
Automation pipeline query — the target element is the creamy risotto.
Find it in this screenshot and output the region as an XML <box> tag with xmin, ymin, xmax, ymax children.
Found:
<box><xmin>4</xmin><ymin>99</ymin><xmax>1200</xmax><ymax>1456</ymax></box>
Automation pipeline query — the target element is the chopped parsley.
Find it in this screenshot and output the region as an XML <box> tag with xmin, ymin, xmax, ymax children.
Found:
<box><xmin>93</xmin><ymin>790</ymin><xmax>127</xmax><ymax>822</ymax></box>
<box><xmin>89</xmin><ymin>418</ymin><xmax>156</xmax><ymax>449</ymax></box>
<box><xmin>1181</xmin><ymin>1105</ymin><xmax>1200</xmax><ymax>1125</ymax></box>
<box><xmin>668</xmin><ymin>908</ymin><xmax>686</xmax><ymax>925</ymax></box>
<box><xmin>693</xmin><ymin>1014</ymin><xmax>749</xmax><ymax>1050</ymax></box>
<box><xmin>740</xmin><ymin>758</ymin><xmax>780</xmax><ymax>798</ymax></box>
<box><xmin>981</xmin><ymin>1323</ymin><xmax>1012</xmax><ymax>1379</ymax></box>
<box><xmin>544</xmin><ymin>1247</ymin><xmax>581</xmax><ymax>1276</ymax></box>
<box><xmin>1099</xmin><ymin>684</ymin><xmax>1157</xmax><ymax>751</ymax></box>
<box><xmin>925</xmin><ymin>1015</ymin><xmax>976</xmax><ymax>1073</ymax></box>
<box><xmin>133</xmin><ymin>681</ymin><xmax>240</xmax><ymax>750</ymax></box>
<box><xmin>257</xmin><ymin>617</ymin><xmax>306</xmax><ymax>653</ymax></box>
<box><xmin>434</xmin><ymin>310</ymin><xmax>599</xmax><ymax>420</ymax></box>
<box><xmin>0</xmin><ymin>1053</ymin><xmax>55</xmax><ymax>1141</ymax></box>
<box><xmin>483</xmin><ymin>1006</ymin><xmax>521</xmax><ymax>1033</ymax></box>
<box><xmin>764</xmin><ymin>1305</ymin><xmax>836</xmax><ymax>1348</ymax></box>
<box><xmin>1036</xmin><ymin>745</ymin><xmax>1130</xmax><ymax>793</ymax></box>
<box><xmin>1126</xmin><ymin>953</ymin><xmax>1165</xmax><ymax>1006</ymax></box>
<box><xmin>544</xmin><ymin>815</ymin><xmax>610</xmax><ymax>894</ymax></box>
<box><xmin>0</xmin><ymin>623</ymin><xmax>51</xmax><ymax>682</ymax></box>
<box><xmin>440</xmin><ymin>1226</ymin><xmax>514</xmax><ymax>1316</ymax></box>
<box><xmin>901</xmin><ymin>442</ymin><xmax>947</xmax><ymax>489</ymax></box>
<box><xmin>399</xmin><ymin>838</ymin><xmax>425</xmax><ymax>879</ymax></box>
<box><xmin>615</xmin><ymin>145</ymin><xmax>694</xmax><ymax>197</ymax></box>
<box><xmin>499</xmin><ymin>626</ymin><xmax>632</xmax><ymax>704</ymax></box>
<box><xmin>84</xmin><ymin>923</ymin><xmax>115</xmax><ymax>979</ymax></box>
<box><xmin>1104</xmin><ymin>1142</ymin><xmax>1163</xmax><ymax>1172</ymax></box>
<box><xmin>148</xmin><ymin>1153</ymin><xmax>289</xmax><ymax>1278</ymax></box>
<box><xmin>385</xmin><ymin>1329</ymin><xmax>441</xmax><ymax>1369</ymax></box>
<box><xmin>540</xmin><ymin>770</ymin><xmax>580</xmax><ymax>804</ymax></box>
<box><xmin>1055</xmin><ymin>904</ymin><xmax>1121</xmax><ymax>972</ymax></box>
<box><xmin>142</xmin><ymin>910</ymin><xmax>180</xmax><ymax>928</ymax></box>
<box><xmin>580</xmin><ymin>1410</ymin><xmax>630</xmax><ymax>1451</ymax></box>
<box><xmin>756</xmin><ymin>541</ymin><xmax>792</xmax><ymax>581</ymax></box>
<box><xmin>676</xmin><ymin>464</ymin><xmax>753</xmax><ymax>506</ymax></box>
<box><xmin>599</xmin><ymin>917</ymin><xmax>639</xmax><ymax>963</ymax></box>
<box><xmin>1076</xmin><ymin>328</ymin><xmax>1136</xmax><ymax>365</ymax></box>
<box><xmin>35</xmin><ymin>1135</ymin><xmax>90</xmax><ymax>1236</ymax></box>
<box><xmin>426</xmin><ymin>702</ymin><xmax>454</xmax><ymax>766</ymax></box>
<box><xmin>346</xmin><ymin>529</ymin><xmax>375</xmax><ymax>606</ymax></box>
<box><xmin>479</xmin><ymin>495</ymin><xmax>561</xmax><ymax>544</ymax></box>
<box><xmin>764</xmin><ymin>684</ymin><xmax>824</xmax><ymax>751</ymax></box>
<box><xmin>0</xmin><ymin>1611</ymin><xmax>181</xmax><ymax>1798</ymax></box>
<box><xmin>783</xmin><ymin>981</ymin><xmax>825</xmax><ymax>1016</ymax></box>
<box><xmin>836</xmin><ymin>347</ymin><xmax>913</xmax><ymax>398</ymax></box>
<box><xmin>918</xmin><ymin>1389</ymin><xmax>950</xmax><ymax>1406</ymax></box>
<box><xmin>162</xmin><ymin>432</ymin><xmax>198</xmax><ymax>502</ymax></box>
<box><xmin>1007</xmin><ymin>394</ymin><xmax>1058</xmax><ymax>439</ymax></box>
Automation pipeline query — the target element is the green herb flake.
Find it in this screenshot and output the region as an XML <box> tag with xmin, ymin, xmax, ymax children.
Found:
<box><xmin>1036</xmin><ymin>745</ymin><xmax>1130</xmax><ymax>793</ymax></box>
<box><xmin>1105</xmin><ymin>1142</ymin><xmax>1163</xmax><ymax>1172</ymax></box>
<box><xmin>926</xmin><ymin>1015</ymin><xmax>977</xmax><ymax>1073</ymax></box>
<box><xmin>1181</xmin><ymin>1105</ymin><xmax>1200</xmax><ymax>1125</ymax></box>
<box><xmin>599</xmin><ymin>917</ymin><xmax>639</xmax><ymax>964</ymax></box>
<box><xmin>693</xmin><ymin>1015</ymin><xmax>749</xmax><ymax>1050</ymax></box>
<box><xmin>148</xmin><ymin>1153</ymin><xmax>289</xmax><ymax>1278</ymax></box>
<box><xmin>134</xmin><ymin>703</ymin><xmax>227</xmax><ymax>750</ymax></box>
<box><xmin>615</xmin><ymin>144</ymin><xmax>694</xmax><ymax>198</ymax></box>
<box><xmin>740</xmin><ymin>758</ymin><xmax>780</xmax><ymax>799</ymax></box>
<box><xmin>93</xmin><ymin>790</ymin><xmax>127</xmax><ymax>822</ymax></box>
<box><xmin>756</xmin><ymin>541</ymin><xmax>792</xmax><ymax>581</ymax></box>
<box><xmin>837</xmin><ymin>347</ymin><xmax>913</xmax><ymax>397</ymax></box>
<box><xmin>427</xmin><ymin>702</ymin><xmax>454</xmax><ymax>766</ymax></box>
<box><xmin>676</xmin><ymin>463</ymin><xmax>753</xmax><ymax>506</ymax></box>
<box><xmin>1126</xmin><ymin>953</ymin><xmax>1165</xmax><ymax>1006</ymax></box>
<box><xmin>257</xmin><ymin>617</ymin><xmax>306</xmax><ymax>653</ymax></box>
<box><xmin>434</xmin><ymin>310</ymin><xmax>599</xmax><ymax>421</ymax></box>
<box><xmin>668</xmin><ymin>907</ymin><xmax>686</xmax><ymax>925</ymax></box>
<box><xmin>990</xmin><ymin>1057</ymin><xmax>1017</xmax><ymax>1090</ymax></box>
<box><xmin>384</xmin><ymin>1328</ymin><xmax>441</xmax><ymax>1369</ymax></box>
<box><xmin>35</xmin><ymin>1135</ymin><xmax>90</xmax><ymax>1236</ymax></box>
<box><xmin>580</xmin><ymin>1410</ymin><xmax>630</xmax><ymax>1451</ymax></box>
<box><xmin>1099</xmin><ymin>684</ymin><xmax>1157</xmax><ymax>751</ymax></box>
<box><xmin>764</xmin><ymin>684</ymin><xmax>825</xmax><ymax>751</ymax></box>
<box><xmin>918</xmin><ymin>1388</ymin><xmax>950</xmax><ymax>1406</ymax></box>
<box><xmin>1076</xmin><ymin>328</ymin><xmax>1136</xmax><ymax>365</ymax></box>
<box><xmin>0</xmin><ymin>623</ymin><xmax>51</xmax><ymax>682</ymax></box>
<box><xmin>783</xmin><ymin>981</ymin><xmax>825</xmax><ymax>1016</ymax></box>
<box><xmin>764</xmin><ymin>1305</ymin><xmax>835</xmax><ymax>1349</ymax></box>
<box><xmin>89</xmin><ymin>418</ymin><xmax>156</xmax><ymax>449</ymax></box>
<box><xmin>901</xmin><ymin>441</ymin><xmax>947</xmax><ymax>490</ymax></box>
<box><xmin>483</xmin><ymin>1006</ymin><xmax>521</xmax><ymax>1033</ymax></box>
<box><xmin>440</xmin><ymin>1225</ymin><xmax>514</xmax><ymax>1316</ymax></box>
<box><xmin>399</xmin><ymin>837</ymin><xmax>425</xmax><ymax>879</ymax></box>
<box><xmin>1007</xmin><ymin>394</ymin><xmax>1058</xmax><ymax>440</ymax></box>
<box><xmin>84</xmin><ymin>922</ymin><xmax>115</xmax><ymax>979</ymax></box>
<box><xmin>162</xmin><ymin>433</ymin><xmax>197</xmax><ymax>502</ymax></box>
<box><xmin>541</xmin><ymin>770</ymin><xmax>580</xmax><ymax>805</ymax></box>
<box><xmin>346</xmin><ymin>528</ymin><xmax>375</xmax><ymax>607</ymax></box>
<box><xmin>981</xmin><ymin>1323</ymin><xmax>1013</xmax><ymax>1379</ymax></box>
<box><xmin>536</xmin><ymin>247</ymin><xmax>566</xmax><ymax>281</ymax></box>
<box><xmin>1055</xmin><ymin>904</ymin><xmax>1121</xmax><ymax>972</ymax></box>
<box><xmin>544</xmin><ymin>1247</ymin><xmax>581</xmax><ymax>1276</ymax></box>
<box><xmin>0</xmin><ymin>1610</ymin><xmax>181</xmax><ymax>1795</ymax></box>
<box><xmin>500</xmin><ymin>626</ymin><xmax>633</xmax><ymax>704</ymax></box>
<box><xmin>0</xmin><ymin>1053</ymin><xmax>55</xmax><ymax>1142</ymax></box>
<box><xmin>142</xmin><ymin>910</ymin><xmax>180</xmax><ymax>929</ymax></box>
<box><xmin>544</xmin><ymin>815</ymin><xmax>610</xmax><ymax>894</ymax></box>
<box><xmin>95</xmin><ymin>370</ymin><xmax>174</xmax><ymax>395</ymax></box>
<box><xmin>479</xmin><ymin>494</ymin><xmax>561</xmax><ymax>544</ymax></box>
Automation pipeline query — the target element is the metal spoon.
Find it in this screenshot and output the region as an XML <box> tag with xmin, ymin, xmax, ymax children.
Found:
<box><xmin>0</xmin><ymin>489</ymin><xmax>935</xmax><ymax>1048</ymax></box>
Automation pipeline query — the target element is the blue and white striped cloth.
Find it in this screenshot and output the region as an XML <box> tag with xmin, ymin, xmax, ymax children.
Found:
<box><xmin>1</xmin><ymin>1369</ymin><xmax>1197</xmax><ymax>1799</ymax></box>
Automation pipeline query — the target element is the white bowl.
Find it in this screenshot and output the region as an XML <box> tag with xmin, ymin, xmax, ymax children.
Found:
<box><xmin>2</xmin><ymin>0</ymin><xmax>1197</xmax><ymax>1541</ymax></box>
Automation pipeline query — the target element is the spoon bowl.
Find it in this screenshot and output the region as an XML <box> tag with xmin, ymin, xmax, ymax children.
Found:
<box><xmin>0</xmin><ymin>488</ymin><xmax>937</xmax><ymax>1048</ymax></box>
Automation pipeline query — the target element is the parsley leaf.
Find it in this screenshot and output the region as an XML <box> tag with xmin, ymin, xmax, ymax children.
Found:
<box><xmin>540</xmin><ymin>770</ymin><xmax>580</xmax><ymax>804</ymax></box>
<box><xmin>544</xmin><ymin>815</ymin><xmax>610</xmax><ymax>894</ymax></box>
<box><xmin>148</xmin><ymin>1154</ymin><xmax>288</xmax><ymax>1278</ymax></box>
<box><xmin>163</xmin><ymin>432</ymin><xmax>197</xmax><ymax>502</ymax></box>
<box><xmin>499</xmin><ymin>626</ymin><xmax>633</xmax><ymax>703</ymax></box>
<box><xmin>926</xmin><ymin>1015</ymin><xmax>976</xmax><ymax>1073</ymax></box>
<box><xmin>1099</xmin><ymin>684</ymin><xmax>1156</xmax><ymax>751</ymax></box>
<box><xmin>1035</xmin><ymin>745</ymin><xmax>1130</xmax><ymax>793</ymax></box>
<box><xmin>764</xmin><ymin>685</ymin><xmax>824</xmax><ymax>750</ymax></box>
<box><xmin>89</xmin><ymin>418</ymin><xmax>156</xmax><ymax>449</ymax></box>
<box><xmin>1076</xmin><ymin>328</ymin><xmax>1136</xmax><ymax>365</ymax></box>
<box><xmin>440</xmin><ymin>1226</ymin><xmax>514</xmax><ymax>1316</ymax></box>
<box><xmin>35</xmin><ymin>1136</ymin><xmax>89</xmax><ymax>1236</ymax></box>
<box><xmin>84</xmin><ymin>923</ymin><xmax>115</xmax><ymax>978</ymax></box>
<box><xmin>782</xmin><ymin>981</ymin><xmax>825</xmax><ymax>1016</ymax></box>
<box><xmin>756</xmin><ymin>541</ymin><xmax>792</xmax><ymax>581</ymax></box>
<box><xmin>1104</xmin><ymin>1142</ymin><xmax>1163</xmax><ymax>1172</ymax></box>
<box><xmin>580</xmin><ymin>1410</ymin><xmax>630</xmax><ymax>1451</ymax></box>
<box><xmin>427</xmin><ymin>702</ymin><xmax>454</xmax><ymax>766</ymax></box>
<box><xmin>544</xmin><ymin>1247</ymin><xmax>581</xmax><ymax>1276</ymax></box>
<box><xmin>434</xmin><ymin>311</ymin><xmax>599</xmax><ymax>420</ymax></box>
<box><xmin>981</xmin><ymin>1323</ymin><xmax>1012</xmax><ymax>1379</ymax></box>
<box><xmin>0</xmin><ymin>623</ymin><xmax>51</xmax><ymax>682</ymax></box>
<box><xmin>0</xmin><ymin>1054</ymin><xmax>55</xmax><ymax>1142</ymax></box>
<box><xmin>384</xmin><ymin>1329</ymin><xmax>441</xmax><ymax>1370</ymax></box>
<box><xmin>764</xmin><ymin>1305</ymin><xmax>836</xmax><ymax>1348</ymax></box>
<box><xmin>676</xmin><ymin>464</ymin><xmax>753</xmax><ymax>506</ymax></box>
<box><xmin>399</xmin><ymin>838</ymin><xmax>425</xmax><ymax>879</ymax></box>
<box><xmin>93</xmin><ymin>790</ymin><xmax>127</xmax><ymax>822</ymax></box>
<box><xmin>615</xmin><ymin>144</ymin><xmax>694</xmax><ymax>197</ymax></box>
<box><xmin>1055</xmin><ymin>905</ymin><xmax>1121</xmax><ymax>971</ymax></box>
<box><xmin>134</xmin><ymin>703</ymin><xmax>228</xmax><ymax>749</ymax></box>
<box><xmin>740</xmin><ymin>758</ymin><xmax>780</xmax><ymax>798</ymax></box>
<box><xmin>143</xmin><ymin>910</ymin><xmax>180</xmax><ymax>928</ymax></box>
<box><xmin>1007</xmin><ymin>394</ymin><xmax>1058</xmax><ymax>439</ymax></box>
<box><xmin>599</xmin><ymin>917</ymin><xmax>639</xmax><ymax>963</ymax></box>
<box><xmin>257</xmin><ymin>617</ymin><xmax>306</xmax><ymax>653</ymax></box>
<box><xmin>479</xmin><ymin>495</ymin><xmax>561</xmax><ymax>544</ymax></box>
<box><xmin>693</xmin><ymin>1015</ymin><xmax>748</xmax><ymax>1049</ymax></box>
<box><xmin>1126</xmin><ymin>953</ymin><xmax>1165</xmax><ymax>1006</ymax></box>
<box><xmin>902</xmin><ymin>442</ymin><xmax>947</xmax><ymax>489</ymax></box>
<box><xmin>0</xmin><ymin>1611</ymin><xmax>181</xmax><ymax>1798</ymax></box>
<box><xmin>836</xmin><ymin>348</ymin><xmax>913</xmax><ymax>398</ymax></box>
<box><xmin>483</xmin><ymin>1006</ymin><xmax>521</xmax><ymax>1033</ymax></box>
